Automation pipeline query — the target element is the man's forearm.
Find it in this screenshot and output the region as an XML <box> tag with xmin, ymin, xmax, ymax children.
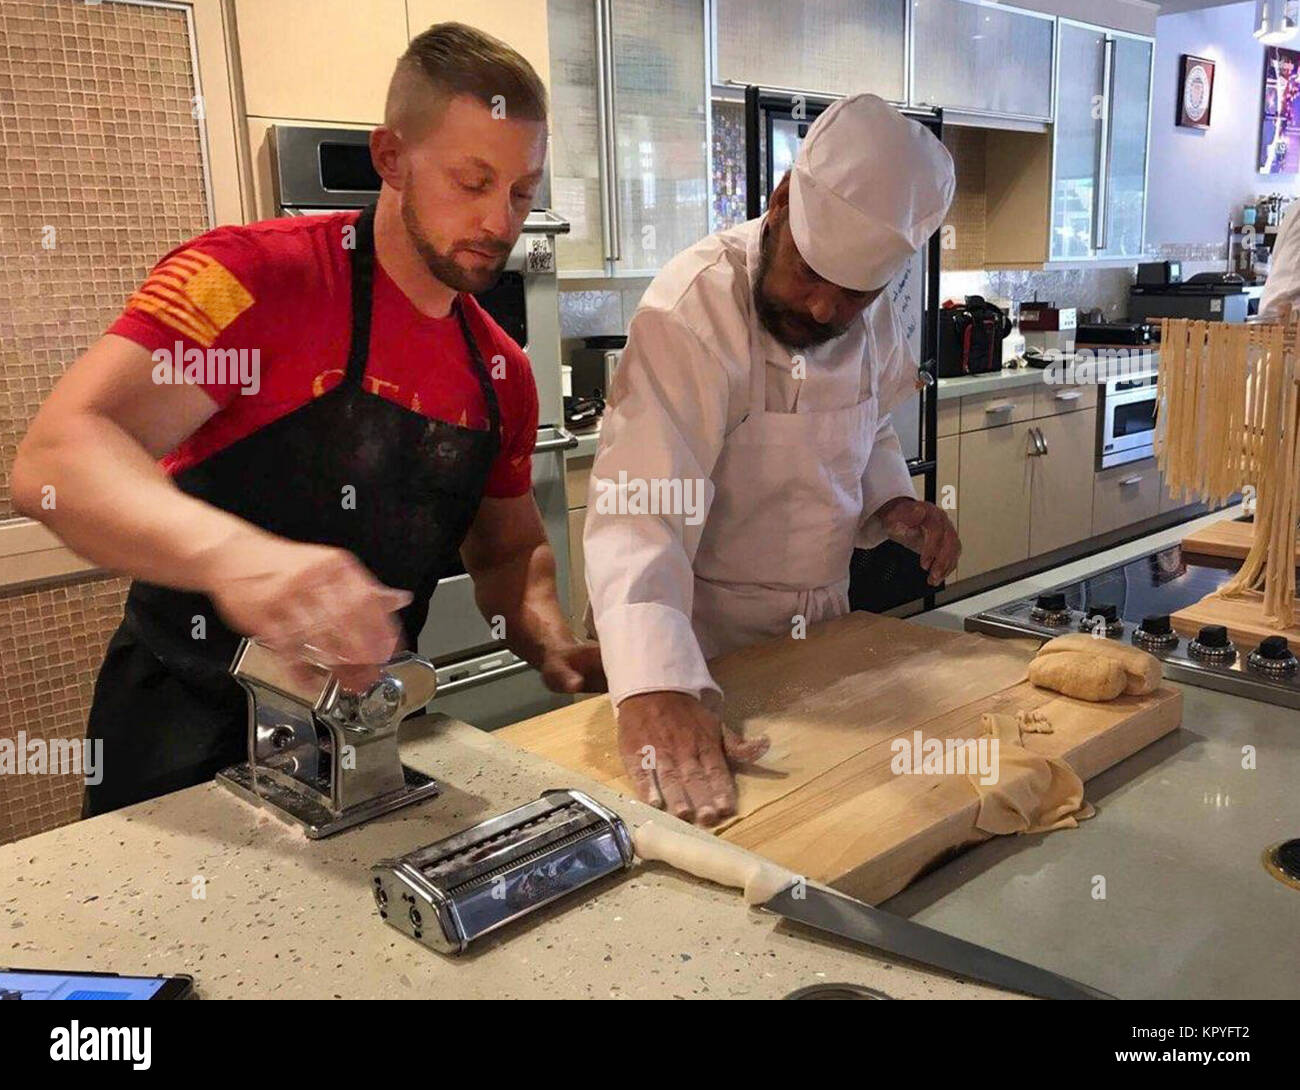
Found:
<box><xmin>13</xmin><ymin>412</ymin><xmax>262</xmax><ymax>593</ymax></box>
<box><xmin>467</xmin><ymin>540</ymin><xmax>580</xmax><ymax>665</ymax></box>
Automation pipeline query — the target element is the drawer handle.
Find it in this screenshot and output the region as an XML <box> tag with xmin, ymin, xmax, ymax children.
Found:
<box><xmin>1118</xmin><ymin>475</ymin><xmax>1143</xmax><ymax>487</ymax></box>
<box><xmin>985</xmin><ymin>402</ymin><xmax>1015</xmax><ymax>414</ymax></box>
<box><xmin>1054</xmin><ymin>390</ymin><xmax>1082</xmax><ymax>401</ymax></box>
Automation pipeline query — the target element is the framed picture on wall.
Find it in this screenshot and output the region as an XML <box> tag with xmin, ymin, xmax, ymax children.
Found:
<box><xmin>1178</xmin><ymin>54</ymin><xmax>1214</xmax><ymax>129</ymax></box>
<box><xmin>1260</xmin><ymin>45</ymin><xmax>1300</xmax><ymax>173</ymax></box>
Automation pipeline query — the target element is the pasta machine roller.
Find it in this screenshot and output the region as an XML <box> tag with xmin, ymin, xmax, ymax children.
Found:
<box><xmin>217</xmin><ymin>639</ymin><xmax>441</xmax><ymax>837</ymax></box>
<box><xmin>371</xmin><ymin>789</ymin><xmax>633</xmax><ymax>953</ymax></box>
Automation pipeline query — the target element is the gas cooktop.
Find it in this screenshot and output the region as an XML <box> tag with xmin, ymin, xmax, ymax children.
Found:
<box><xmin>966</xmin><ymin>543</ymin><xmax>1300</xmax><ymax>708</ymax></box>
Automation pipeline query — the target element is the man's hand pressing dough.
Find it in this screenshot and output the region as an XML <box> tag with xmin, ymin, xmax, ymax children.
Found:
<box><xmin>616</xmin><ymin>691</ymin><xmax>769</xmax><ymax>827</ymax></box>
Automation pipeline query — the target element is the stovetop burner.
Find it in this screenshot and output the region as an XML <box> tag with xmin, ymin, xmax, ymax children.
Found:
<box><xmin>966</xmin><ymin>542</ymin><xmax>1300</xmax><ymax>709</ymax></box>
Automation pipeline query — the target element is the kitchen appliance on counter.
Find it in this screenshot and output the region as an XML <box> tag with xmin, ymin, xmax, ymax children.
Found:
<box><xmin>568</xmin><ymin>335</ymin><xmax>624</xmax><ymax>401</ymax></box>
<box><xmin>271</xmin><ymin>124</ymin><xmax>576</xmax><ymax>728</ymax></box>
<box><xmin>1128</xmin><ymin>272</ymin><xmax>1249</xmax><ymax>323</ymax></box>
<box><xmin>966</xmin><ymin>538</ymin><xmax>1300</xmax><ymax>709</ymax></box>
<box><xmin>1076</xmin><ymin>321</ymin><xmax>1156</xmax><ymax>346</ymax></box>
<box><xmin>1019</xmin><ymin>303</ymin><xmax>1077</xmax><ymax>355</ymax></box>
<box><xmin>371</xmin><ymin>789</ymin><xmax>633</xmax><ymax>953</ymax></box>
<box><xmin>1097</xmin><ymin>365</ymin><xmax>1158</xmax><ymax>469</ymax></box>
<box><xmin>1136</xmin><ymin>260</ymin><xmax>1182</xmax><ymax>287</ymax></box>
<box><xmin>218</xmin><ymin>640</ymin><xmax>442</xmax><ymax>836</ymax></box>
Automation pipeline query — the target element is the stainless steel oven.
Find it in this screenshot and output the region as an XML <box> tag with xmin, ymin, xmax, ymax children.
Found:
<box><xmin>271</xmin><ymin>124</ymin><xmax>576</xmax><ymax>728</ymax></box>
<box><xmin>1097</xmin><ymin>369</ymin><xmax>1158</xmax><ymax>469</ymax></box>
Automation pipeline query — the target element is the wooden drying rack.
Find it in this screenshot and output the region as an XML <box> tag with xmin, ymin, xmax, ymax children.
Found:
<box><xmin>1157</xmin><ymin>316</ymin><xmax>1300</xmax><ymax>639</ymax></box>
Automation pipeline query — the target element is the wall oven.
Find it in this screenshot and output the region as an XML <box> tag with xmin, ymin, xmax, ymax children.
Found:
<box><xmin>1097</xmin><ymin>368</ymin><xmax>1158</xmax><ymax>469</ymax></box>
<box><xmin>271</xmin><ymin>124</ymin><xmax>576</xmax><ymax>727</ymax></box>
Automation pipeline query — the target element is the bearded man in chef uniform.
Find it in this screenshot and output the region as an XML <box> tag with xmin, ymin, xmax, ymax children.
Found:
<box><xmin>583</xmin><ymin>94</ymin><xmax>962</xmax><ymax>827</ymax></box>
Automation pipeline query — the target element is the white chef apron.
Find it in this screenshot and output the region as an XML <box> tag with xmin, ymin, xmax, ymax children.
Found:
<box><xmin>691</xmin><ymin>231</ymin><xmax>880</xmax><ymax>660</ymax></box>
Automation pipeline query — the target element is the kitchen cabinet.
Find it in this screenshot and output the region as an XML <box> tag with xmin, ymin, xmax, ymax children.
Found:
<box><xmin>564</xmin><ymin>452</ymin><xmax>594</xmax><ymax>628</ymax></box>
<box><xmin>912</xmin><ymin>0</ymin><xmax>1054</xmax><ymax>120</ymax></box>
<box><xmin>1050</xmin><ymin>21</ymin><xmax>1154</xmax><ymax>262</ymax></box>
<box><xmin>547</xmin><ymin>0</ymin><xmax>708</xmax><ymax>276</ymax></box>
<box><xmin>955</xmin><ymin>420</ymin><xmax>1033</xmax><ymax>578</ymax></box>
<box><xmin>1028</xmin><ymin>411</ymin><xmax>1095</xmax><ymax>556</ymax></box>
<box><xmin>406</xmin><ymin>1</ymin><xmax>551</xmax><ymax>92</ymax></box>
<box><xmin>1093</xmin><ymin>458</ymin><xmax>1160</xmax><ymax>535</ymax></box>
<box><xmin>713</xmin><ymin>0</ymin><xmax>906</xmax><ymax>104</ymax></box>
<box><xmin>958</xmin><ymin>386</ymin><xmax>1036</xmax><ymax>432</ymax></box>
<box><xmin>234</xmin><ymin>0</ymin><xmax>408</xmax><ymax>124</ymax></box>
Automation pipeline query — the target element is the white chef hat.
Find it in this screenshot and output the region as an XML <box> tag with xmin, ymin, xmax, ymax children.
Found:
<box><xmin>788</xmin><ymin>93</ymin><xmax>955</xmax><ymax>292</ymax></box>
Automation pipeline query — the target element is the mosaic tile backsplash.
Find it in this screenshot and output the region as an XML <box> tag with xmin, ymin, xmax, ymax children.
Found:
<box><xmin>0</xmin><ymin>0</ymin><xmax>210</xmax><ymax>843</ymax></box>
<box><xmin>0</xmin><ymin>0</ymin><xmax>210</xmax><ymax>517</ymax></box>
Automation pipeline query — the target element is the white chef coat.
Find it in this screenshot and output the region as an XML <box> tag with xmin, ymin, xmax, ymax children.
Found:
<box><xmin>584</xmin><ymin>216</ymin><xmax>919</xmax><ymax>710</ymax></box>
<box><xmin>1261</xmin><ymin>201</ymin><xmax>1300</xmax><ymax>320</ymax></box>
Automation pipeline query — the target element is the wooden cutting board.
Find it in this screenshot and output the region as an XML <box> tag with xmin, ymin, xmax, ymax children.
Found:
<box><xmin>1170</xmin><ymin>589</ymin><xmax>1300</xmax><ymax>649</ymax></box>
<box><xmin>499</xmin><ymin>613</ymin><xmax>1182</xmax><ymax>904</ymax></box>
<box><xmin>1181</xmin><ymin>516</ymin><xmax>1300</xmax><ymax>564</ymax></box>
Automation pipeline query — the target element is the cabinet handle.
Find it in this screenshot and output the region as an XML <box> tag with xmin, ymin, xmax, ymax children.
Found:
<box><xmin>594</xmin><ymin>0</ymin><xmax>621</xmax><ymax>263</ymax></box>
<box><xmin>1118</xmin><ymin>474</ymin><xmax>1143</xmax><ymax>487</ymax></box>
<box><xmin>1094</xmin><ymin>36</ymin><xmax>1116</xmax><ymax>252</ymax></box>
<box><xmin>1054</xmin><ymin>390</ymin><xmax>1082</xmax><ymax>401</ymax></box>
<box><xmin>1027</xmin><ymin>426</ymin><xmax>1047</xmax><ymax>456</ymax></box>
<box><xmin>985</xmin><ymin>402</ymin><xmax>1015</xmax><ymax>414</ymax></box>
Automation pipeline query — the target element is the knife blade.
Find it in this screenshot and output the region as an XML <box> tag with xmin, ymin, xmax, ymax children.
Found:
<box><xmin>633</xmin><ymin>820</ymin><xmax>1113</xmax><ymax>1001</ymax></box>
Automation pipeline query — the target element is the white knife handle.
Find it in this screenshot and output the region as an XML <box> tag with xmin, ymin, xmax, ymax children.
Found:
<box><xmin>632</xmin><ymin>820</ymin><xmax>797</xmax><ymax>905</ymax></box>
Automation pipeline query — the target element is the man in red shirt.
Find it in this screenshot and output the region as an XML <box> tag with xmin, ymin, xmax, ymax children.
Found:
<box><xmin>14</xmin><ymin>23</ymin><xmax>603</xmax><ymax>814</ymax></box>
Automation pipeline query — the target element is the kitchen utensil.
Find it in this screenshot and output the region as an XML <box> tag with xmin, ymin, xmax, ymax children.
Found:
<box><xmin>217</xmin><ymin>638</ymin><xmax>441</xmax><ymax>837</ymax></box>
<box><xmin>633</xmin><ymin>820</ymin><xmax>1114</xmax><ymax>1001</ymax></box>
<box><xmin>371</xmin><ymin>789</ymin><xmax>633</xmax><ymax>953</ymax></box>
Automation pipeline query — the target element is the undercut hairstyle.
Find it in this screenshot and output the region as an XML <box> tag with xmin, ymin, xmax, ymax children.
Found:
<box><xmin>384</xmin><ymin>22</ymin><xmax>548</xmax><ymax>137</ymax></box>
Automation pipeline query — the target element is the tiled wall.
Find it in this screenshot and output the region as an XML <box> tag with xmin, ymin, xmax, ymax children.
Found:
<box><xmin>0</xmin><ymin>576</ymin><xmax>129</xmax><ymax>844</ymax></box>
<box><xmin>0</xmin><ymin>0</ymin><xmax>211</xmax><ymax>843</ymax></box>
<box><xmin>0</xmin><ymin>0</ymin><xmax>210</xmax><ymax>517</ymax></box>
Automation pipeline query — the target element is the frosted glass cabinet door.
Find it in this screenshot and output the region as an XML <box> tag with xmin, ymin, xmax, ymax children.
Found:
<box><xmin>713</xmin><ymin>0</ymin><xmax>906</xmax><ymax>102</ymax></box>
<box><xmin>609</xmin><ymin>0</ymin><xmax>708</xmax><ymax>274</ymax></box>
<box><xmin>1051</xmin><ymin>23</ymin><xmax>1107</xmax><ymax>261</ymax></box>
<box><xmin>912</xmin><ymin>0</ymin><xmax>1053</xmax><ymax>119</ymax></box>
<box><xmin>547</xmin><ymin>0</ymin><xmax>605</xmax><ymax>273</ymax></box>
<box><xmin>1099</xmin><ymin>35</ymin><xmax>1154</xmax><ymax>259</ymax></box>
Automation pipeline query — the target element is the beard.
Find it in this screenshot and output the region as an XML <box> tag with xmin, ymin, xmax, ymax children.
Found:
<box><xmin>400</xmin><ymin>188</ymin><xmax>511</xmax><ymax>295</ymax></box>
<box><xmin>753</xmin><ymin>224</ymin><xmax>851</xmax><ymax>350</ymax></box>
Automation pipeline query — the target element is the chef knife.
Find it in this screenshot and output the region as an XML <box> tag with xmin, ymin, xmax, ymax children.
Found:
<box><xmin>633</xmin><ymin>820</ymin><xmax>1113</xmax><ymax>1001</ymax></box>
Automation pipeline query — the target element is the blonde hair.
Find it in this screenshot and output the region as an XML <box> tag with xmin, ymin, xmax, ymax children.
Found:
<box><xmin>385</xmin><ymin>22</ymin><xmax>548</xmax><ymax>138</ymax></box>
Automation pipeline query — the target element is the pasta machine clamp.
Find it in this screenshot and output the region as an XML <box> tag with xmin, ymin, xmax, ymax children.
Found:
<box><xmin>216</xmin><ymin>639</ymin><xmax>441</xmax><ymax>837</ymax></box>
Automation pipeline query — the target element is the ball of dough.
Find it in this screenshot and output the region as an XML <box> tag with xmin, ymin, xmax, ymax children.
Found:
<box><xmin>1028</xmin><ymin>651</ymin><xmax>1128</xmax><ymax>701</ymax></box>
<box><xmin>1035</xmin><ymin>633</ymin><xmax>1161</xmax><ymax>695</ymax></box>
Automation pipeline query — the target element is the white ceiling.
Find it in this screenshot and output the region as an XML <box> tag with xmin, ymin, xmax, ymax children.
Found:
<box><xmin>1157</xmin><ymin>0</ymin><xmax>1253</xmax><ymax>14</ymax></box>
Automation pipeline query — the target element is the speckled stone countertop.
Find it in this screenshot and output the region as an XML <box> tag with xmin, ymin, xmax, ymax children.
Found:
<box><xmin>0</xmin><ymin>715</ymin><xmax>1009</xmax><ymax>1000</ymax></box>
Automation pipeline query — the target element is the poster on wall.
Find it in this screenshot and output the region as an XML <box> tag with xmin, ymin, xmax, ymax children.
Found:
<box><xmin>1260</xmin><ymin>45</ymin><xmax>1300</xmax><ymax>173</ymax></box>
<box><xmin>1178</xmin><ymin>54</ymin><xmax>1214</xmax><ymax>128</ymax></box>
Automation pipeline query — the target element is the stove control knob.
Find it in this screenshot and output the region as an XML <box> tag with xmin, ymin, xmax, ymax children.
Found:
<box><xmin>1030</xmin><ymin>592</ymin><xmax>1071</xmax><ymax>626</ymax></box>
<box><xmin>1132</xmin><ymin>614</ymin><xmax>1177</xmax><ymax>652</ymax></box>
<box><xmin>1189</xmin><ymin>624</ymin><xmax>1236</xmax><ymax>665</ymax></box>
<box><xmin>1247</xmin><ymin>635</ymin><xmax>1299</xmax><ymax>678</ymax></box>
<box><xmin>1078</xmin><ymin>603</ymin><xmax>1122</xmax><ymax>636</ymax></box>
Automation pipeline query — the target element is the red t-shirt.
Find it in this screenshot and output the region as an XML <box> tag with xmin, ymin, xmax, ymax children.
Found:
<box><xmin>108</xmin><ymin>211</ymin><xmax>537</xmax><ymax>498</ymax></box>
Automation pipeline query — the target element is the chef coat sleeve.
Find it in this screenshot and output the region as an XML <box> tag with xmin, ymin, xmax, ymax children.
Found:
<box><xmin>856</xmin><ymin>417</ymin><xmax>917</xmax><ymax>548</ymax></box>
<box><xmin>1260</xmin><ymin>202</ymin><xmax>1300</xmax><ymax>320</ymax></box>
<box><xmin>584</xmin><ymin>307</ymin><xmax>728</xmax><ymax>710</ymax></box>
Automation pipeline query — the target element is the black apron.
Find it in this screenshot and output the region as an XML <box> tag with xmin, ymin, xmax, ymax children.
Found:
<box><xmin>84</xmin><ymin>204</ymin><xmax>501</xmax><ymax>816</ymax></box>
